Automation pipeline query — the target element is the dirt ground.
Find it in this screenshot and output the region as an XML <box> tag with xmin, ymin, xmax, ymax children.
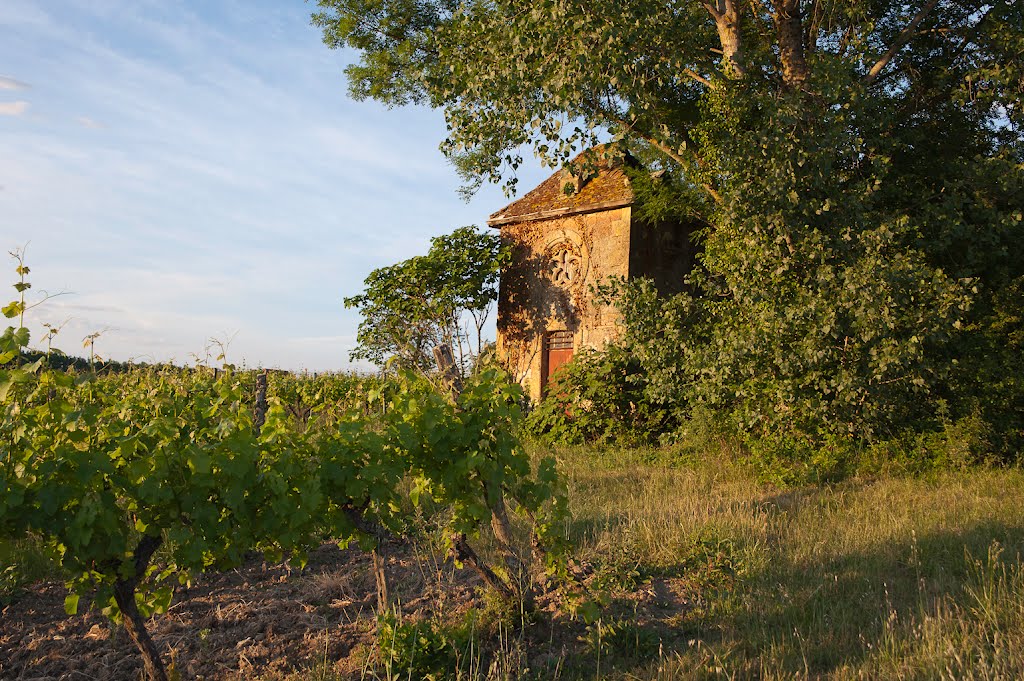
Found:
<box><xmin>1</xmin><ymin>542</ymin><xmax>460</xmax><ymax>680</ymax></box>
<box><xmin>0</xmin><ymin>540</ymin><xmax>696</xmax><ymax>681</ymax></box>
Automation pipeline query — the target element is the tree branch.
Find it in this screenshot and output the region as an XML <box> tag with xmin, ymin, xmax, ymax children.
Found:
<box><xmin>589</xmin><ymin>101</ymin><xmax>724</xmax><ymax>205</ymax></box>
<box><xmin>647</xmin><ymin>138</ymin><xmax>724</xmax><ymax>205</ymax></box>
<box><xmin>837</xmin><ymin>22</ymin><xmax>855</xmax><ymax>58</ymax></box>
<box><xmin>701</xmin><ymin>0</ymin><xmax>725</xmax><ymax>21</ymax></box>
<box><xmin>863</xmin><ymin>0</ymin><xmax>940</xmax><ymax>85</ymax></box>
<box><xmin>804</xmin><ymin>0</ymin><xmax>824</xmax><ymax>55</ymax></box>
<box><xmin>684</xmin><ymin>68</ymin><xmax>714</xmax><ymax>88</ymax></box>
<box><xmin>947</xmin><ymin>1</ymin><xmax>1005</xmax><ymax>70</ymax></box>
<box><xmin>773</xmin><ymin>0</ymin><xmax>809</xmax><ymax>88</ymax></box>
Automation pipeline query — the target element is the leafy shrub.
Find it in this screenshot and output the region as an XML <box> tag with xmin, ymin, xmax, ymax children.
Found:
<box><xmin>582</xmin><ymin>617</ymin><xmax>661</xmax><ymax>662</ymax></box>
<box><xmin>742</xmin><ymin>411</ymin><xmax>997</xmax><ymax>485</ymax></box>
<box><xmin>376</xmin><ymin>600</ymin><xmax>528</xmax><ymax>680</ymax></box>
<box><xmin>943</xmin><ymin>276</ymin><xmax>1024</xmax><ymax>460</ymax></box>
<box><xmin>522</xmin><ymin>345</ymin><xmax>678</xmax><ymax>446</ymax></box>
<box><xmin>377</xmin><ymin>612</ymin><xmax>463</xmax><ymax>680</ymax></box>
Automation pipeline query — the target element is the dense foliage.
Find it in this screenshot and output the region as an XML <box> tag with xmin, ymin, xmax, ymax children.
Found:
<box><xmin>526</xmin><ymin>275</ymin><xmax>1011</xmax><ymax>478</ymax></box>
<box><xmin>523</xmin><ymin>345</ymin><xmax>678</xmax><ymax>447</ymax></box>
<box><xmin>265</xmin><ymin>369</ymin><xmax>395</xmax><ymax>426</ymax></box>
<box><xmin>315</xmin><ymin>0</ymin><xmax>1023</xmax><ymax>454</ymax></box>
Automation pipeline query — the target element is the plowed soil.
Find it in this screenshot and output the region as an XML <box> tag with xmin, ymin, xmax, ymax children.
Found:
<box><xmin>0</xmin><ymin>541</ymin><xmax>485</xmax><ymax>680</ymax></box>
<box><xmin>1</xmin><ymin>540</ymin><xmax>695</xmax><ymax>681</ymax></box>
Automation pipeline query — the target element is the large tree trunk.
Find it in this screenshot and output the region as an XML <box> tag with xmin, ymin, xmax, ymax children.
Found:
<box><xmin>112</xmin><ymin>535</ymin><xmax>167</xmax><ymax>681</ymax></box>
<box><xmin>773</xmin><ymin>0</ymin><xmax>809</xmax><ymax>88</ymax></box>
<box><xmin>703</xmin><ymin>0</ymin><xmax>746</xmax><ymax>78</ymax></box>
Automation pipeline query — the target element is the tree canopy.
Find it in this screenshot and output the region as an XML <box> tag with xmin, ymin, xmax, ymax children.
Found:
<box><xmin>317</xmin><ymin>0</ymin><xmax>1023</xmax><ymax>451</ymax></box>
<box><xmin>344</xmin><ymin>225</ymin><xmax>508</xmax><ymax>374</ymax></box>
<box><xmin>313</xmin><ymin>0</ymin><xmax>1021</xmax><ymax>194</ymax></box>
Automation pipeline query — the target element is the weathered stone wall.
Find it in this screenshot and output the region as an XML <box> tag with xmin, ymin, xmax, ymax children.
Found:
<box><xmin>496</xmin><ymin>206</ymin><xmax>632</xmax><ymax>401</ymax></box>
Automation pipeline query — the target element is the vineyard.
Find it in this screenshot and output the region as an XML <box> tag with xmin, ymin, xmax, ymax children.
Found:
<box><xmin>4</xmin><ymin>261</ymin><xmax>1024</xmax><ymax>680</ymax></box>
<box><xmin>0</xmin><ymin>301</ymin><xmax>570</xmax><ymax>680</ymax></box>
<box><xmin>5</xmin><ymin>0</ymin><xmax>1022</xmax><ymax>674</ymax></box>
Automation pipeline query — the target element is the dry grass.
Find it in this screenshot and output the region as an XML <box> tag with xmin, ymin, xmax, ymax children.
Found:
<box><xmin>552</xmin><ymin>444</ymin><xmax>1024</xmax><ymax>679</ymax></box>
<box><xmin>279</xmin><ymin>444</ymin><xmax>1024</xmax><ymax>679</ymax></box>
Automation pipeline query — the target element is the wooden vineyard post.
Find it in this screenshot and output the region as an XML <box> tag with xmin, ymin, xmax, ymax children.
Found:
<box><xmin>253</xmin><ymin>369</ymin><xmax>268</xmax><ymax>436</ymax></box>
<box><xmin>371</xmin><ymin>549</ymin><xmax>389</xmax><ymax>612</ymax></box>
<box><xmin>432</xmin><ymin>345</ymin><xmax>463</xmax><ymax>395</ymax></box>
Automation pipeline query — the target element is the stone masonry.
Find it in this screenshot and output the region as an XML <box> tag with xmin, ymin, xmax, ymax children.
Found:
<box><xmin>488</xmin><ymin>148</ymin><xmax>697</xmax><ymax>401</ymax></box>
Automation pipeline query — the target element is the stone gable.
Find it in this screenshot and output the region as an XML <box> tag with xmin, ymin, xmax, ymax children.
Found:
<box><xmin>489</xmin><ymin>151</ymin><xmax>696</xmax><ymax>401</ymax></box>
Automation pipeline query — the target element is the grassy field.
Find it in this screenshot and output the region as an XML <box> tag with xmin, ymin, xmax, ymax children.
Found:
<box><xmin>5</xmin><ymin>442</ymin><xmax>1024</xmax><ymax>680</ymax></box>
<box><xmin>545</xmin><ymin>444</ymin><xmax>1024</xmax><ymax>679</ymax></box>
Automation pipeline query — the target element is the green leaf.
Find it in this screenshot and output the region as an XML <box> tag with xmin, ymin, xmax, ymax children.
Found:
<box><xmin>150</xmin><ymin>586</ymin><xmax>173</xmax><ymax>615</ymax></box>
<box><xmin>2</xmin><ymin>301</ymin><xmax>23</xmax><ymax>319</ymax></box>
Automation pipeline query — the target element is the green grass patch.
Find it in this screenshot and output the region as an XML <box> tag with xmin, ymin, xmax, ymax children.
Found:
<box><xmin>0</xmin><ymin>534</ymin><xmax>64</xmax><ymax>603</ymax></box>
<box><xmin>549</xmin><ymin>443</ymin><xmax>1024</xmax><ymax>679</ymax></box>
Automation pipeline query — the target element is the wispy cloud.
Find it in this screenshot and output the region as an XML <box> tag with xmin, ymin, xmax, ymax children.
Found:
<box><xmin>0</xmin><ymin>100</ymin><xmax>29</xmax><ymax>115</ymax></box>
<box><xmin>76</xmin><ymin>116</ymin><xmax>104</xmax><ymax>128</ymax></box>
<box><xmin>0</xmin><ymin>0</ymin><xmax>544</xmax><ymax>370</ymax></box>
<box><xmin>0</xmin><ymin>75</ymin><xmax>30</xmax><ymax>90</ymax></box>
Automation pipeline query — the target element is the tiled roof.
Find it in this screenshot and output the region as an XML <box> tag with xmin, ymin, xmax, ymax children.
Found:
<box><xmin>486</xmin><ymin>149</ymin><xmax>634</xmax><ymax>227</ymax></box>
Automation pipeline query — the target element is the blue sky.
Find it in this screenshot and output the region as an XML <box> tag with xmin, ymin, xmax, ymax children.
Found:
<box><xmin>0</xmin><ymin>0</ymin><xmax>547</xmax><ymax>370</ymax></box>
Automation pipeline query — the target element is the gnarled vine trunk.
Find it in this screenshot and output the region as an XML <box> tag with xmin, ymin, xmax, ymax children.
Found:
<box><xmin>112</xmin><ymin>534</ymin><xmax>167</xmax><ymax>681</ymax></box>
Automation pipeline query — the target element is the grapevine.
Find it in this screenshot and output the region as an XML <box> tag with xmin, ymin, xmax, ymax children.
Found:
<box><xmin>0</xmin><ymin>258</ymin><xmax>566</xmax><ymax>681</ymax></box>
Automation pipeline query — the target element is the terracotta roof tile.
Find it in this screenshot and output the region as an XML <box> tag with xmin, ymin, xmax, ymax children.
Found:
<box><xmin>487</xmin><ymin>150</ymin><xmax>634</xmax><ymax>227</ymax></box>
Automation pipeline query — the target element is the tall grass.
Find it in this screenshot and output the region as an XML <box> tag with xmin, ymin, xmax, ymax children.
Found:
<box><xmin>554</xmin><ymin>444</ymin><xmax>1024</xmax><ymax>679</ymax></box>
<box><xmin>0</xmin><ymin>534</ymin><xmax>63</xmax><ymax>602</ymax></box>
<box><xmin>280</xmin><ymin>442</ymin><xmax>1024</xmax><ymax>679</ymax></box>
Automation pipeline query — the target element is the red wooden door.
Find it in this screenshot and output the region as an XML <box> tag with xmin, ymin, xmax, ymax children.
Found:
<box><xmin>543</xmin><ymin>331</ymin><xmax>574</xmax><ymax>394</ymax></box>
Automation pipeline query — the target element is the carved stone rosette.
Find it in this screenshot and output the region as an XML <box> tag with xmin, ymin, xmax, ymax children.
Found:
<box><xmin>548</xmin><ymin>242</ymin><xmax>583</xmax><ymax>288</ymax></box>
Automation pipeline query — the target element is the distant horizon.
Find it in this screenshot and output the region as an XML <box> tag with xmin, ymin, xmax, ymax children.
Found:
<box><xmin>0</xmin><ymin>0</ymin><xmax>550</xmax><ymax>371</ymax></box>
<box><xmin>16</xmin><ymin>344</ymin><xmax>387</xmax><ymax>377</ymax></box>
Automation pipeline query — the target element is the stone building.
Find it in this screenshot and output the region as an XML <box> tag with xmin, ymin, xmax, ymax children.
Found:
<box><xmin>488</xmin><ymin>149</ymin><xmax>698</xmax><ymax>401</ymax></box>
